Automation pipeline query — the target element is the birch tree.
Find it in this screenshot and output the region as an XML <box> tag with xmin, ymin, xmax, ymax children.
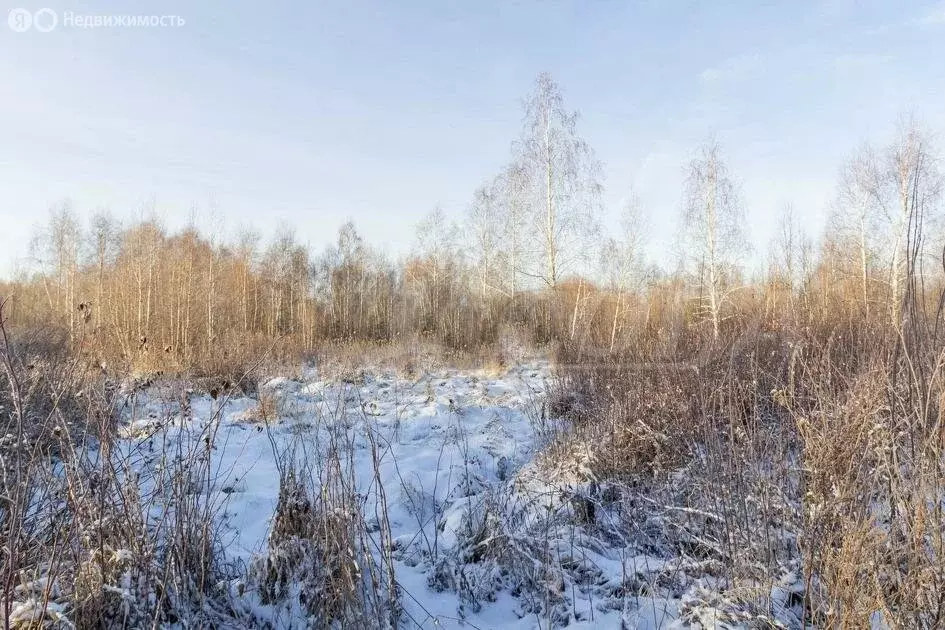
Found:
<box><xmin>770</xmin><ymin>203</ymin><xmax>800</xmax><ymax>292</ymax></box>
<box><xmin>601</xmin><ymin>193</ymin><xmax>648</xmax><ymax>350</ymax></box>
<box><xmin>680</xmin><ymin>140</ymin><xmax>746</xmax><ymax>339</ymax></box>
<box><xmin>234</xmin><ymin>230</ymin><xmax>260</xmax><ymax>332</ymax></box>
<box><xmin>833</xmin><ymin>145</ymin><xmax>883</xmax><ymax>319</ymax></box>
<box><xmin>31</xmin><ymin>204</ymin><xmax>81</xmax><ymax>333</ymax></box>
<box><xmin>883</xmin><ymin>119</ymin><xmax>941</xmax><ymax>326</ymax></box>
<box><xmin>768</xmin><ymin>203</ymin><xmax>814</xmax><ymax>323</ymax></box>
<box><xmin>516</xmin><ymin>73</ymin><xmax>601</xmax><ymax>289</ymax></box>
<box><xmin>87</xmin><ymin>210</ymin><xmax>120</xmax><ymax>332</ymax></box>
<box><xmin>467</xmin><ymin>184</ymin><xmax>502</xmax><ymax>300</ymax></box>
<box><xmin>411</xmin><ymin>207</ymin><xmax>460</xmax><ymax>333</ymax></box>
<box><xmin>494</xmin><ymin>162</ymin><xmax>531</xmax><ymax>298</ymax></box>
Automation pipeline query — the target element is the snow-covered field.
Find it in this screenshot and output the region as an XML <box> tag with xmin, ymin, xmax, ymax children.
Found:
<box><xmin>114</xmin><ymin>361</ymin><xmax>800</xmax><ymax>629</ymax></box>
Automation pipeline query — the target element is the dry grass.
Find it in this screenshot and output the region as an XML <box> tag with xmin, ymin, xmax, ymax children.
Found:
<box><xmin>538</xmin><ymin>271</ymin><xmax>945</xmax><ymax>628</ymax></box>
<box><xmin>239</xmin><ymin>389</ymin><xmax>285</xmax><ymax>423</ymax></box>
<box><xmin>310</xmin><ymin>336</ymin><xmax>517</xmax><ymax>382</ymax></box>
<box><xmin>0</xmin><ymin>302</ymin><xmax>244</xmax><ymax>628</ymax></box>
<box><xmin>252</xmin><ymin>468</ymin><xmax>366</xmax><ymax>623</ymax></box>
<box><xmin>6</xmin><ymin>253</ymin><xmax>945</xmax><ymax>628</ymax></box>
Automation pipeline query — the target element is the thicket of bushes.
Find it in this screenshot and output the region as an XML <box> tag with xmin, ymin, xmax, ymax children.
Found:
<box><xmin>539</xmin><ymin>251</ymin><xmax>945</xmax><ymax>626</ymax></box>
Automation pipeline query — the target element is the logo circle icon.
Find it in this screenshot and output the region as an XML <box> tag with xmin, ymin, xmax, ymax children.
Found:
<box><xmin>33</xmin><ymin>8</ymin><xmax>57</xmax><ymax>32</ymax></box>
<box><xmin>8</xmin><ymin>8</ymin><xmax>32</xmax><ymax>32</ymax></box>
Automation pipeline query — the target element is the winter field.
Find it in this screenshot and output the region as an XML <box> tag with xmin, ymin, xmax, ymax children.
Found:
<box><xmin>4</xmin><ymin>351</ymin><xmax>813</xmax><ymax>629</ymax></box>
<box><xmin>119</xmin><ymin>360</ymin><xmax>575</xmax><ymax>628</ymax></box>
<box><xmin>7</xmin><ymin>311</ymin><xmax>945</xmax><ymax>630</ymax></box>
<box><xmin>39</xmin><ymin>354</ymin><xmax>816</xmax><ymax>629</ymax></box>
<box><xmin>5</xmin><ymin>3</ymin><xmax>945</xmax><ymax>626</ymax></box>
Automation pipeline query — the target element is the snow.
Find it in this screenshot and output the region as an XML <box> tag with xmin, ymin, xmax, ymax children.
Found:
<box><xmin>7</xmin><ymin>598</ymin><xmax>70</xmax><ymax>626</ymax></box>
<box><xmin>107</xmin><ymin>360</ymin><xmax>801</xmax><ymax>628</ymax></box>
<box><xmin>113</xmin><ymin>363</ymin><xmax>553</xmax><ymax>624</ymax></box>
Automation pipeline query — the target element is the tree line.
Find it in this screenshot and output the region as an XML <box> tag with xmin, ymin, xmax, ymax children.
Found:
<box><xmin>1</xmin><ymin>73</ymin><xmax>942</xmax><ymax>372</ymax></box>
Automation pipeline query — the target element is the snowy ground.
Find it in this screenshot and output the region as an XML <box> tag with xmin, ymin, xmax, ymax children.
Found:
<box><xmin>115</xmin><ymin>362</ymin><xmax>799</xmax><ymax>629</ymax></box>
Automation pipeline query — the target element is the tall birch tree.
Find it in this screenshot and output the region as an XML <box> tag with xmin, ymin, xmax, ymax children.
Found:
<box><xmin>680</xmin><ymin>140</ymin><xmax>746</xmax><ymax>339</ymax></box>
<box><xmin>515</xmin><ymin>73</ymin><xmax>601</xmax><ymax>289</ymax></box>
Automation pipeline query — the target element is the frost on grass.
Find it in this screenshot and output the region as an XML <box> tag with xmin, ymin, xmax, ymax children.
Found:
<box><xmin>426</xmin><ymin>421</ymin><xmax>807</xmax><ymax>629</ymax></box>
<box><xmin>6</xmin><ymin>358</ymin><xmax>809</xmax><ymax>628</ymax></box>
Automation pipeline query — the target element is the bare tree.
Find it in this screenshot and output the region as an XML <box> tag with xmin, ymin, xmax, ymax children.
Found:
<box><xmin>767</xmin><ymin>203</ymin><xmax>815</xmax><ymax>325</ymax></box>
<box><xmin>410</xmin><ymin>207</ymin><xmax>460</xmax><ymax>334</ymax></box>
<box><xmin>601</xmin><ymin>192</ymin><xmax>649</xmax><ymax>350</ymax></box>
<box><xmin>30</xmin><ymin>204</ymin><xmax>82</xmax><ymax>335</ymax></box>
<box><xmin>515</xmin><ymin>73</ymin><xmax>601</xmax><ymax>289</ymax></box>
<box><xmin>234</xmin><ymin>229</ymin><xmax>260</xmax><ymax>332</ymax></box>
<box><xmin>771</xmin><ymin>205</ymin><xmax>795</xmax><ymax>286</ymax></box>
<box><xmin>467</xmin><ymin>184</ymin><xmax>503</xmax><ymax>300</ymax></box>
<box><xmin>488</xmin><ymin>162</ymin><xmax>531</xmax><ymax>299</ymax></box>
<box><xmin>319</xmin><ymin>221</ymin><xmax>372</xmax><ymax>338</ymax></box>
<box><xmin>833</xmin><ymin>145</ymin><xmax>883</xmax><ymax>320</ymax></box>
<box><xmin>680</xmin><ymin>140</ymin><xmax>747</xmax><ymax>339</ymax></box>
<box><xmin>882</xmin><ymin>118</ymin><xmax>941</xmax><ymax>326</ymax></box>
<box><xmin>87</xmin><ymin>209</ymin><xmax>120</xmax><ymax>333</ymax></box>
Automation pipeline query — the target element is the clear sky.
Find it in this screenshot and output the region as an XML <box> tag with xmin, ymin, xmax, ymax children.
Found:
<box><xmin>1</xmin><ymin>0</ymin><xmax>944</xmax><ymax>275</ymax></box>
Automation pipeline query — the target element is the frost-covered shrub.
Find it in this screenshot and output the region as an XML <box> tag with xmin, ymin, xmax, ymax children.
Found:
<box><xmin>247</xmin><ymin>470</ymin><xmax>363</xmax><ymax>624</ymax></box>
<box><xmin>243</xmin><ymin>446</ymin><xmax>399</xmax><ymax>630</ymax></box>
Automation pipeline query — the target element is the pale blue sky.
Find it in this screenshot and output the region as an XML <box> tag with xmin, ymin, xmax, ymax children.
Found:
<box><xmin>1</xmin><ymin>0</ymin><xmax>944</xmax><ymax>274</ymax></box>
